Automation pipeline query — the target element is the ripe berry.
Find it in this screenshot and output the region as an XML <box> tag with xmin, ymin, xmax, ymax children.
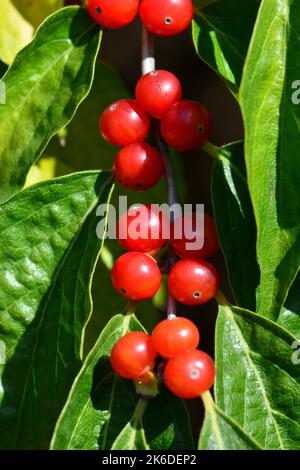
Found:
<box><xmin>161</xmin><ymin>100</ymin><xmax>212</xmax><ymax>151</ymax></box>
<box><xmin>171</xmin><ymin>213</ymin><xmax>219</xmax><ymax>260</ymax></box>
<box><xmin>112</xmin><ymin>252</ymin><xmax>162</xmax><ymax>301</ymax></box>
<box><xmin>114</xmin><ymin>143</ymin><xmax>164</xmax><ymax>190</ymax></box>
<box><xmin>100</xmin><ymin>99</ymin><xmax>150</xmax><ymax>147</ymax></box>
<box><xmin>164</xmin><ymin>350</ymin><xmax>215</xmax><ymax>399</ymax></box>
<box><xmin>152</xmin><ymin>317</ymin><xmax>199</xmax><ymax>358</ymax></box>
<box><xmin>110</xmin><ymin>331</ymin><xmax>157</xmax><ymax>380</ymax></box>
<box><xmin>117</xmin><ymin>204</ymin><xmax>167</xmax><ymax>253</ymax></box>
<box><xmin>135</xmin><ymin>70</ymin><xmax>182</xmax><ymax>119</ymax></box>
<box><xmin>168</xmin><ymin>259</ymin><xmax>219</xmax><ymax>306</ymax></box>
<box><xmin>139</xmin><ymin>0</ymin><xmax>194</xmax><ymax>37</ymax></box>
<box><xmin>86</xmin><ymin>0</ymin><xmax>139</xmax><ymax>29</ymax></box>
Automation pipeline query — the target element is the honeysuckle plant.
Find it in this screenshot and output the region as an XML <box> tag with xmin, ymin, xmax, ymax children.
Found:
<box><xmin>0</xmin><ymin>0</ymin><xmax>299</xmax><ymax>451</ymax></box>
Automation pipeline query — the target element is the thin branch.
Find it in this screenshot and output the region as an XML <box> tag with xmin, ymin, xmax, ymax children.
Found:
<box><xmin>141</xmin><ymin>26</ymin><xmax>178</xmax><ymax>319</ymax></box>
<box><xmin>142</xmin><ymin>27</ymin><xmax>155</xmax><ymax>75</ymax></box>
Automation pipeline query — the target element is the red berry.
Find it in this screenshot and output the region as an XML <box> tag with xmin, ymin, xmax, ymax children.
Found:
<box><xmin>152</xmin><ymin>317</ymin><xmax>199</xmax><ymax>358</ymax></box>
<box><xmin>139</xmin><ymin>0</ymin><xmax>194</xmax><ymax>37</ymax></box>
<box><xmin>117</xmin><ymin>204</ymin><xmax>167</xmax><ymax>253</ymax></box>
<box><xmin>110</xmin><ymin>331</ymin><xmax>157</xmax><ymax>380</ymax></box>
<box><xmin>112</xmin><ymin>252</ymin><xmax>162</xmax><ymax>301</ymax></box>
<box><xmin>161</xmin><ymin>100</ymin><xmax>212</xmax><ymax>151</ymax></box>
<box><xmin>100</xmin><ymin>99</ymin><xmax>150</xmax><ymax>147</ymax></box>
<box><xmin>114</xmin><ymin>143</ymin><xmax>164</xmax><ymax>190</ymax></box>
<box><xmin>171</xmin><ymin>213</ymin><xmax>219</xmax><ymax>260</ymax></box>
<box><xmin>86</xmin><ymin>0</ymin><xmax>139</xmax><ymax>29</ymax></box>
<box><xmin>164</xmin><ymin>350</ymin><xmax>215</xmax><ymax>399</ymax></box>
<box><xmin>135</xmin><ymin>70</ymin><xmax>182</xmax><ymax>119</ymax></box>
<box><xmin>168</xmin><ymin>259</ymin><xmax>219</xmax><ymax>306</ymax></box>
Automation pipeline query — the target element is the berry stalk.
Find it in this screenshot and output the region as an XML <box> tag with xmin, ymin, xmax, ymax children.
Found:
<box><xmin>141</xmin><ymin>26</ymin><xmax>178</xmax><ymax>319</ymax></box>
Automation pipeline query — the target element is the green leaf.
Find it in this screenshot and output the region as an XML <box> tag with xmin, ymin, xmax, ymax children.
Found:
<box><xmin>278</xmin><ymin>273</ymin><xmax>300</xmax><ymax>338</ymax></box>
<box><xmin>0</xmin><ymin>6</ymin><xmax>101</xmax><ymax>204</ymax></box>
<box><xmin>111</xmin><ymin>399</ymin><xmax>149</xmax><ymax>450</ymax></box>
<box><xmin>0</xmin><ymin>170</ymin><xmax>113</xmax><ymax>449</ymax></box>
<box><xmin>240</xmin><ymin>0</ymin><xmax>300</xmax><ymax>321</ymax></box>
<box><xmin>211</xmin><ymin>142</ymin><xmax>259</xmax><ymax>310</ymax></box>
<box><xmin>0</xmin><ymin>0</ymin><xmax>33</xmax><ymax>64</ymax></box>
<box><xmin>46</xmin><ymin>61</ymin><xmax>129</xmax><ymax>172</ymax></box>
<box><xmin>199</xmin><ymin>392</ymin><xmax>262</xmax><ymax>450</ymax></box>
<box><xmin>192</xmin><ymin>0</ymin><xmax>261</xmax><ymax>92</ymax></box>
<box><xmin>50</xmin><ymin>314</ymin><xmax>145</xmax><ymax>450</ymax></box>
<box><xmin>51</xmin><ymin>314</ymin><xmax>194</xmax><ymax>450</ymax></box>
<box><xmin>215</xmin><ymin>305</ymin><xmax>300</xmax><ymax>449</ymax></box>
<box><xmin>143</xmin><ymin>390</ymin><xmax>194</xmax><ymax>450</ymax></box>
<box><xmin>12</xmin><ymin>0</ymin><xmax>64</xmax><ymax>29</ymax></box>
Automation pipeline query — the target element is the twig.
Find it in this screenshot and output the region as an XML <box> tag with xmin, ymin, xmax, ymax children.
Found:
<box><xmin>141</xmin><ymin>26</ymin><xmax>178</xmax><ymax>319</ymax></box>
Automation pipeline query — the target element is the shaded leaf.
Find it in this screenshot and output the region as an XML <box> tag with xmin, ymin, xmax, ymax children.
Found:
<box><xmin>192</xmin><ymin>0</ymin><xmax>261</xmax><ymax>91</ymax></box>
<box><xmin>0</xmin><ymin>6</ymin><xmax>101</xmax><ymax>204</ymax></box>
<box><xmin>111</xmin><ymin>399</ymin><xmax>149</xmax><ymax>450</ymax></box>
<box><xmin>212</xmin><ymin>141</ymin><xmax>259</xmax><ymax>310</ymax></box>
<box><xmin>50</xmin><ymin>314</ymin><xmax>146</xmax><ymax>450</ymax></box>
<box><xmin>240</xmin><ymin>0</ymin><xmax>300</xmax><ymax>321</ymax></box>
<box><xmin>46</xmin><ymin>61</ymin><xmax>129</xmax><ymax>172</ymax></box>
<box><xmin>0</xmin><ymin>171</ymin><xmax>113</xmax><ymax>449</ymax></box>
<box><xmin>215</xmin><ymin>305</ymin><xmax>300</xmax><ymax>449</ymax></box>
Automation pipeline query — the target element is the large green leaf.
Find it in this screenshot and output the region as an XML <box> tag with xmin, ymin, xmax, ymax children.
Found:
<box><xmin>212</xmin><ymin>142</ymin><xmax>259</xmax><ymax>310</ymax></box>
<box><xmin>46</xmin><ymin>61</ymin><xmax>129</xmax><ymax>172</ymax></box>
<box><xmin>0</xmin><ymin>0</ymin><xmax>33</xmax><ymax>64</ymax></box>
<box><xmin>240</xmin><ymin>0</ymin><xmax>300</xmax><ymax>321</ymax></box>
<box><xmin>215</xmin><ymin>305</ymin><xmax>300</xmax><ymax>449</ymax></box>
<box><xmin>0</xmin><ymin>6</ymin><xmax>101</xmax><ymax>204</ymax></box>
<box><xmin>199</xmin><ymin>393</ymin><xmax>262</xmax><ymax>450</ymax></box>
<box><xmin>51</xmin><ymin>314</ymin><xmax>193</xmax><ymax>450</ymax></box>
<box><xmin>192</xmin><ymin>0</ymin><xmax>261</xmax><ymax>92</ymax></box>
<box><xmin>0</xmin><ymin>171</ymin><xmax>113</xmax><ymax>449</ymax></box>
<box><xmin>12</xmin><ymin>0</ymin><xmax>64</xmax><ymax>28</ymax></box>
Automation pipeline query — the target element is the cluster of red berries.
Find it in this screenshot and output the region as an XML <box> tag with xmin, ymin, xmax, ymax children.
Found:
<box><xmin>110</xmin><ymin>318</ymin><xmax>215</xmax><ymax>399</ymax></box>
<box><xmin>87</xmin><ymin>0</ymin><xmax>218</xmax><ymax>400</ymax></box>
<box><xmin>86</xmin><ymin>0</ymin><xmax>194</xmax><ymax>37</ymax></box>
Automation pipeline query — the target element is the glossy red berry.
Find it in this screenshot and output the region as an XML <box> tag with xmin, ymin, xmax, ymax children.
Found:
<box><xmin>139</xmin><ymin>0</ymin><xmax>194</xmax><ymax>37</ymax></box>
<box><xmin>110</xmin><ymin>331</ymin><xmax>157</xmax><ymax>380</ymax></box>
<box><xmin>168</xmin><ymin>259</ymin><xmax>219</xmax><ymax>306</ymax></box>
<box><xmin>117</xmin><ymin>204</ymin><xmax>167</xmax><ymax>253</ymax></box>
<box><xmin>100</xmin><ymin>99</ymin><xmax>150</xmax><ymax>147</ymax></box>
<box><xmin>114</xmin><ymin>143</ymin><xmax>164</xmax><ymax>190</ymax></box>
<box><xmin>86</xmin><ymin>0</ymin><xmax>139</xmax><ymax>29</ymax></box>
<box><xmin>152</xmin><ymin>317</ymin><xmax>199</xmax><ymax>358</ymax></box>
<box><xmin>112</xmin><ymin>252</ymin><xmax>162</xmax><ymax>301</ymax></box>
<box><xmin>164</xmin><ymin>349</ymin><xmax>215</xmax><ymax>399</ymax></box>
<box><xmin>135</xmin><ymin>70</ymin><xmax>182</xmax><ymax>119</ymax></box>
<box><xmin>161</xmin><ymin>100</ymin><xmax>212</xmax><ymax>151</ymax></box>
<box><xmin>171</xmin><ymin>213</ymin><xmax>219</xmax><ymax>260</ymax></box>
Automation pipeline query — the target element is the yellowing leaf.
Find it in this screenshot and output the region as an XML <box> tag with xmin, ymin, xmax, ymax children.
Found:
<box><xmin>12</xmin><ymin>0</ymin><xmax>64</xmax><ymax>29</ymax></box>
<box><xmin>0</xmin><ymin>0</ymin><xmax>33</xmax><ymax>64</ymax></box>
